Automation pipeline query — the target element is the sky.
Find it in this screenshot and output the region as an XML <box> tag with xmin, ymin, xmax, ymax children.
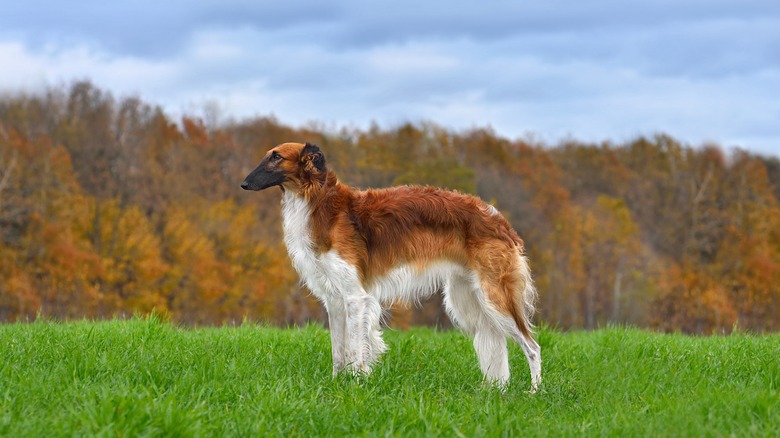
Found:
<box><xmin>1</xmin><ymin>0</ymin><xmax>779</xmax><ymax>157</ymax></box>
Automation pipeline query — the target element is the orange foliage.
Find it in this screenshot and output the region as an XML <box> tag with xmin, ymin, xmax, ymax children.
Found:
<box><xmin>0</xmin><ymin>81</ymin><xmax>778</xmax><ymax>332</ymax></box>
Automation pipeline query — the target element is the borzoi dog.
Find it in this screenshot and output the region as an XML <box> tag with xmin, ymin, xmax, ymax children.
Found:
<box><xmin>241</xmin><ymin>142</ymin><xmax>541</xmax><ymax>390</ymax></box>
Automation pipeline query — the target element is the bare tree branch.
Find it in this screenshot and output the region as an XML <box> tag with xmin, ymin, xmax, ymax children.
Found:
<box><xmin>0</xmin><ymin>151</ymin><xmax>18</xmax><ymax>199</ymax></box>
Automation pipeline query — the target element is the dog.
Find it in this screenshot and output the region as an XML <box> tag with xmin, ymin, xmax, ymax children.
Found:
<box><xmin>241</xmin><ymin>142</ymin><xmax>541</xmax><ymax>390</ymax></box>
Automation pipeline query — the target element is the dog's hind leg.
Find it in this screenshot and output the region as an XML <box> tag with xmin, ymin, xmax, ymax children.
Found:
<box><xmin>474</xmin><ymin>324</ymin><xmax>511</xmax><ymax>387</ymax></box>
<box><xmin>444</xmin><ymin>273</ymin><xmax>510</xmax><ymax>386</ymax></box>
<box><xmin>508</xmin><ymin>330</ymin><xmax>541</xmax><ymax>392</ymax></box>
<box><xmin>442</xmin><ymin>273</ymin><xmax>480</xmax><ymax>334</ymax></box>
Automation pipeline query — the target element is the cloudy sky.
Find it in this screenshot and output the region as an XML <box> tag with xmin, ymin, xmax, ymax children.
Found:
<box><xmin>1</xmin><ymin>0</ymin><xmax>779</xmax><ymax>156</ymax></box>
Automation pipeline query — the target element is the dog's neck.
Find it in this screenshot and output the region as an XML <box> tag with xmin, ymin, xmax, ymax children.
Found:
<box><xmin>280</xmin><ymin>170</ymin><xmax>342</xmax><ymax>256</ymax></box>
<box><xmin>298</xmin><ymin>169</ymin><xmax>340</xmax><ymax>204</ymax></box>
<box><xmin>280</xmin><ymin>169</ymin><xmax>340</xmax><ymax>231</ymax></box>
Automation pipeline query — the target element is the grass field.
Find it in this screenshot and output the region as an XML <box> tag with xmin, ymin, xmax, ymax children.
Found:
<box><xmin>1</xmin><ymin>316</ymin><xmax>778</xmax><ymax>437</ymax></box>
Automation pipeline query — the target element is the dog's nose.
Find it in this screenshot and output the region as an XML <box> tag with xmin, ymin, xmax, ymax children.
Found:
<box><xmin>240</xmin><ymin>181</ymin><xmax>250</xmax><ymax>190</ymax></box>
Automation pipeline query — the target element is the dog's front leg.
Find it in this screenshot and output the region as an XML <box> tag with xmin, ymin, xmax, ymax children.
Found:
<box><xmin>319</xmin><ymin>251</ymin><xmax>376</xmax><ymax>375</ymax></box>
<box><xmin>324</xmin><ymin>297</ymin><xmax>347</xmax><ymax>375</ymax></box>
<box><xmin>344</xmin><ymin>293</ymin><xmax>384</xmax><ymax>375</ymax></box>
<box><xmin>345</xmin><ymin>294</ymin><xmax>370</xmax><ymax>374</ymax></box>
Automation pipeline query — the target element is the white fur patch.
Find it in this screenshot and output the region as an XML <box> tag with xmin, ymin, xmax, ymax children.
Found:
<box><xmin>368</xmin><ymin>261</ymin><xmax>465</xmax><ymax>306</ymax></box>
<box><xmin>281</xmin><ymin>190</ymin><xmax>324</xmax><ymax>297</ymax></box>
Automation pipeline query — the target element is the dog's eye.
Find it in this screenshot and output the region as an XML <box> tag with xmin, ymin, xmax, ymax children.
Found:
<box><xmin>271</xmin><ymin>152</ymin><xmax>283</xmax><ymax>162</ymax></box>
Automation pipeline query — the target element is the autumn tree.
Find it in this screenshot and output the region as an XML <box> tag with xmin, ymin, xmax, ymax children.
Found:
<box><xmin>1</xmin><ymin>82</ymin><xmax>778</xmax><ymax>332</ymax></box>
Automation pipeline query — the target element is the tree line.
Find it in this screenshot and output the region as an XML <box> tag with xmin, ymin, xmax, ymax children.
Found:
<box><xmin>1</xmin><ymin>81</ymin><xmax>778</xmax><ymax>333</ymax></box>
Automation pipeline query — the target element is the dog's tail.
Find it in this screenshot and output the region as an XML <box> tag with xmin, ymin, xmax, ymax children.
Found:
<box><xmin>511</xmin><ymin>251</ymin><xmax>537</xmax><ymax>339</ymax></box>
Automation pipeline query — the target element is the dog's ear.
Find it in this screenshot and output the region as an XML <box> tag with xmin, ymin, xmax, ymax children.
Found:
<box><xmin>300</xmin><ymin>143</ymin><xmax>326</xmax><ymax>175</ymax></box>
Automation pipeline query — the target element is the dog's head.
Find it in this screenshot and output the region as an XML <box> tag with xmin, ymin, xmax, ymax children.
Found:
<box><xmin>240</xmin><ymin>142</ymin><xmax>326</xmax><ymax>192</ymax></box>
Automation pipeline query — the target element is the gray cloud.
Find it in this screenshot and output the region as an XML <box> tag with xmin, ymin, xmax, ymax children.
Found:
<box><xmin>2</xmin><ymin>0</ymin><xmax>339</xmax><ymax>56</ymax></box>
<box><xmin>1</xmin><ymin>0</ymin><xmax>778</xmax><ymax>156</ymax></box>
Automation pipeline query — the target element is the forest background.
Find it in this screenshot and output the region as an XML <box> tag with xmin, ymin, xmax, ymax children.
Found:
<box><xmin>1</xmin><ymin>82</ymin><xmax>779</xmax><ymax>334</ymax></box>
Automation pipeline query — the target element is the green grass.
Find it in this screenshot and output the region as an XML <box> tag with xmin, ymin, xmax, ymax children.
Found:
<box><xmin>1</xmin><ymin>317</ymin><xmax>778</xmax><ymax>437</ymax></box>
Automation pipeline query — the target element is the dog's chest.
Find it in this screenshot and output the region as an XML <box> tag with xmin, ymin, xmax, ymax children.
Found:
<box><xmin>281</xmin><ymin>192</ymin><xmax>323</xmax><ymax>292</ymax></box>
